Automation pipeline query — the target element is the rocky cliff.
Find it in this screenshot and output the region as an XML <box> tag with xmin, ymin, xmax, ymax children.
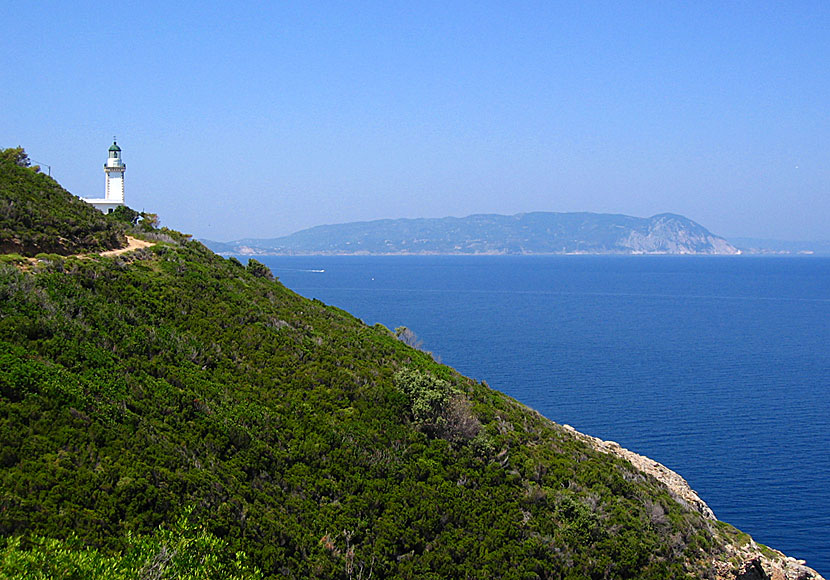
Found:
<box><xmin>561</xmin><ymin>424</ymin><xmax>824</xmax><ymax>580</ymax></box>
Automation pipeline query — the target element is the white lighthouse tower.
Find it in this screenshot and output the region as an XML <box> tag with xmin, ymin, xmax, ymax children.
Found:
<box><xmin>83</xmin><ymin>138</ymin><xmax>126</xmax><ymax>213</ymax></box>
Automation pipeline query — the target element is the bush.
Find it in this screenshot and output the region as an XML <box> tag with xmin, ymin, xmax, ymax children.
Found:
<box><xmin>394</xmin><ymin>368</ymin><xmax>480</xmax><ymax>441</ymax></box>
<box><xmin>0</xmin><ymin>508</ymin><xmax>262</xmax><ymax>580</ymax></box>
<box><xmin>394</xmin><ymin>368</ymin><xmax>454</xmax><ymax>427</ymax></box>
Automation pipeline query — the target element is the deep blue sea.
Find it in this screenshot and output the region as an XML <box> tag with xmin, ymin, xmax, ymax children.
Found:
<box><xmin>255</xmin><ymin>255</ymin><xmax>830</xmax><ymax>575</ymax></box>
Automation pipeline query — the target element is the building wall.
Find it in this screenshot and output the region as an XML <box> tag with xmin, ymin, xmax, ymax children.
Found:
<box><xmin>87</xmin><ymin>199</ymin><xmax>123</xmax><ymax>214</ymax></box>
<box><xmin>105</xmin><ymin>171</ymin><xmax>124</xmax><ymax>201</ymax></box>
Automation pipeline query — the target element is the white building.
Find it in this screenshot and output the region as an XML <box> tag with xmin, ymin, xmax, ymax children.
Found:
<box><xmin>83</xmin><ymin>139</ymin><xmax>126</xmax><ymax>213</ymax></box>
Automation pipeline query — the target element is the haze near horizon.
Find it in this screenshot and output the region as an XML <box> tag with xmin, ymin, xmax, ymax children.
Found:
<box><xmin>2</xmin><ymin>2</ymin><xmax>828</xmax><ymax>242</ymax></box>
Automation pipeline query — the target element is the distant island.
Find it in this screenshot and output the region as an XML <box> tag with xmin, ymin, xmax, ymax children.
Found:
<box><xmin>204</xmin><ymin>212</ymin><xmax>740</xmax><ymax>255</ymax></box>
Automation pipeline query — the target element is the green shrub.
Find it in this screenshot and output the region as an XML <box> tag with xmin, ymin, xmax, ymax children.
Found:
<box><xmin>0</xmin><ymin>508</ymin><xmax>262</xmax><ymax>580</ymax></box>
<box><xmin>394</xmin><ymin>368</ymin><xmax>454</xmax><ymax>426</ymax></box>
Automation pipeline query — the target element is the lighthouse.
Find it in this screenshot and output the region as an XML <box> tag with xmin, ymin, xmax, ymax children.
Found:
<box><xmin>104</xmin><ymin>139</ymin><xmax>126</xmax><ymax>204</ymax></box>
<box><xmin>83</xmin><ymin>138</ymin><xmax>126</xmax><ymax>213</ymax></box>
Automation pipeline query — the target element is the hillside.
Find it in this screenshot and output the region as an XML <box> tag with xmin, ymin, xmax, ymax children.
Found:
<box><xmin>0</xmin><ymin>148</ymin><xmax>126</xmax><ymax>256</ymax></box>
<box><xmin>206</xmin><ymin>212</ymin><xmax>739</xmax><ymax>256</ymax></box>
<box><xmin>0</xmin><ymin>151</ymin><xmax>821</xmax><ymax>579</ymax></box>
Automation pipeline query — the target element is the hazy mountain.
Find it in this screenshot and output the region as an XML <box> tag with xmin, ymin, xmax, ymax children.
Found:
<box><xmin>206</xmin><ymin>212</ymin><xmax>740</xmax><ymax>255</ymax></box>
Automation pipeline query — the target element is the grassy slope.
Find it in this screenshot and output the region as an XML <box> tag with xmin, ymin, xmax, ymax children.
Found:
<box><xmin>0</xmin><ymin>156</ymin><xmax>729</xmax><ymax>579</ymax></box>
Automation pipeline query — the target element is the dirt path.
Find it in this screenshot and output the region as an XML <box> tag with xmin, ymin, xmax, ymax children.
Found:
<box><xmin>12</xmin><ymin>236</ymin><xmax>154</xmax><ymax>269</ymax></box>
<box><xmin>99</xmin><ymin>236</ymin><xmax>153</xmax><ymax>257</ymax></box>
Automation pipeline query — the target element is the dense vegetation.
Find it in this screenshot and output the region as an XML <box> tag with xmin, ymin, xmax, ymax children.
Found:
<box><xmin>0</xmin><ymin>154</ymin><xmax>738</xmax><ymax>578</ymax></box>
<box><xmin>0</xmin><ymin>148</ymin><xmax>126</xmax><ymax>256</ymax></box>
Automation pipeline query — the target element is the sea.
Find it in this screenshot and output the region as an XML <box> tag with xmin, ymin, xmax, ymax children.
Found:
<box><xmin>252</xmin><ymin>254</ymin><xmax>830</xmax><ymax>575</ymax></box>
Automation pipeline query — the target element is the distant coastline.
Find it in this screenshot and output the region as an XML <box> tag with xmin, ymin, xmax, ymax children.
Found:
<box><xmin>728</xmin><ymin>237</ymin><xmax>830</xmax><ymax>256</ymax></box>
<box><xmin>203</xmin><ymin>211</ymin><xmax>750</xmax><ymax>256</ymax></box>
<box><xmin>210</xmin><ymin>249</ymin><xmax>745</xmax><ymax>257</ymax></box>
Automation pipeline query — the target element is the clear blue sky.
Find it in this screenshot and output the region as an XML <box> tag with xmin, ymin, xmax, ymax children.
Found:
<box><xmin>2</xmin><ymin>1</ymin><xmax>828</xmax><ymax>241</ymax></box>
